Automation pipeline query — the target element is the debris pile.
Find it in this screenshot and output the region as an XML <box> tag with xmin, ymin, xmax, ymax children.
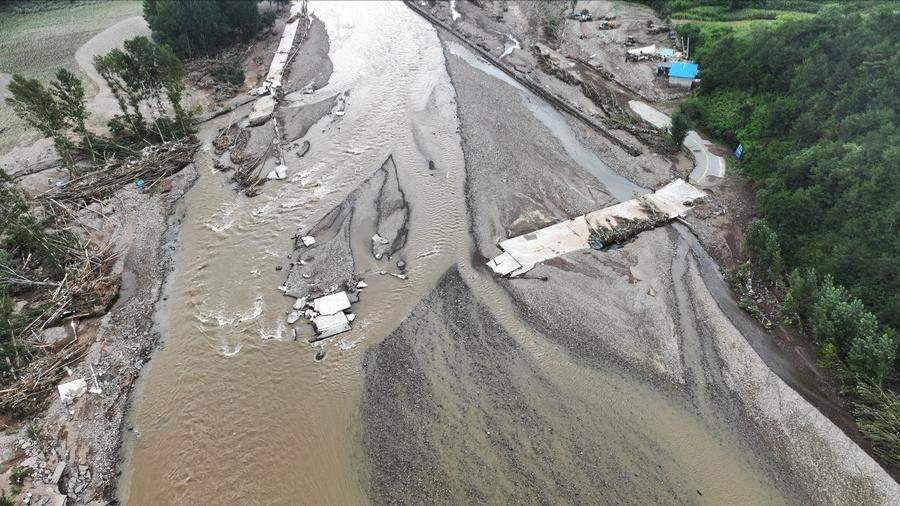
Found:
<box><xmin>533</xmin><ymin>44</ymin><xmax>581</xmax><ymax>86</ymax></box>
<box><xmin>45</xmin><ymin>139</ymin><xmax>199</xmax><ymax>204</ymax></box>
<box><xmin>213</xmin><ymin>122</ymin><xmax>240</xmax><ymax>154</ymax></box>
<box><xmin>588</xmin><ymin>202</ymin><xmax>667</xmax><ymax>249</ymax></box>
<box><xmin>0</xmin><ymin>240</ymin><xmax>117</xmax><ymax>416</ymax></box>
<box><xmin>288</xmin><ymin>290</ymin><xmax>358</xmax><ymax>342</ymax></box>
<box><xmin>580</xmin><ymin>77</ymin><xmax>671</xmax><ymax>153</ymax></box>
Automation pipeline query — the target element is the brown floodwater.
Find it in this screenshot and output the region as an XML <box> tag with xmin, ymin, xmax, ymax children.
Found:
<box><xmin>119</xmin><ymin>2</ymin><xmax>788</xmax><ymax>504</ymax></box>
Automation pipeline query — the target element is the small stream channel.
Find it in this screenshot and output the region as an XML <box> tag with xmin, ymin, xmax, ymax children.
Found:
<box><xmin>120</xmin><ymin>2</ymin><xmax>792</xmax><ymax>503</ymax></box>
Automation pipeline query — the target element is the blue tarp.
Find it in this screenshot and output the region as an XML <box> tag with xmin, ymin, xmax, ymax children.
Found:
<box><xmin>658</xmin><ymin>48</ymin><xmax>674</xmax><ymax>58</ymax></box>
<box><xmin>669</xmin><ymin>61</ymin><xmax>698</xmax><ymax>79</ymax></box>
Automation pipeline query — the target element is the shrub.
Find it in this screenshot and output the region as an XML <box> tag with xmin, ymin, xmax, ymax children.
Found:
<box><xmin>782</xmin><ymin>268</ymin><xmax>817</xmax><ymax>321</ymax></box>
<box><xmin>847</xmin><ymin>332</ymin><xmax>896</xmax><ymax>384</ymax></box>
<box><xmin>743</xmin><ymin>218</ymin><xmax>783</xmax><ymax>282</ymax></box>
<box><xmin>9</xmin><ymin>466</ymin><xmax>29</xmax><ymax>487</ymax></box>
<box><xmin>810</xmin><ymin>275</ymin><xmax>878</xmax><ymax>354</ymax></box>
<box><xmin>211</xmin><ymin>58</ymin><xmax>246</xmax><ymax>86</ymax></box>
<box><xmin>854</xmin><ymin>381</ymin><xmax>900</xmax><ymax>467</ymax></box>
<box><xmin>669</xmin><ymin>109</ymin><xmax>690</xmax><ymax>147</ymax></box>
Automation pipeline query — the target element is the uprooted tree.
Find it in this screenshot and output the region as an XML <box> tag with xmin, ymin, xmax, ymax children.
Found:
<box><xmin>7</xmin><ymin>36</ymin><xmax>194</xmax><ymax>172</ymax></box>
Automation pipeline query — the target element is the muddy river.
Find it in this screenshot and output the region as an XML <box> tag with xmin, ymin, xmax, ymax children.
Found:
<box><xmin>117</xmin><ymin>2</ymin><xmax>855</xmax><ymax>504</ymax></box>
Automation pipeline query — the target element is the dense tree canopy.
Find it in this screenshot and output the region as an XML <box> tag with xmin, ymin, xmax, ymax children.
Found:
<box><xmin>143</xmin><ymin>0</ymin><xmax>276</xmax><ymax>57</ymax></box>
<box><xmin>678</xmin><ymin>7</ymin><xmax>899</xmax><ymax>330</ymax></box>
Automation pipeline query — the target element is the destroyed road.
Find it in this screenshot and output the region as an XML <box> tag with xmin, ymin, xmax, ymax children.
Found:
<box><xmin>114</xmin><ymin>1</ymin><xmax>898</xmax><ymax>504</ymax></box>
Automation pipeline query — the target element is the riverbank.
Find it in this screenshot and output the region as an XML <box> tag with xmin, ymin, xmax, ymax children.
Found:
<box><xmin>0</xmin><ymin>163</ymin><xmax>197</xmax><ymax>504</ymax></box>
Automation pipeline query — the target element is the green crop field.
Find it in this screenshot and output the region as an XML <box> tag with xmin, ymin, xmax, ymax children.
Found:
<box><xmin>0</xmin><ymin>0</ymin><xmax>142</xmax><ymax>154</ymax></box>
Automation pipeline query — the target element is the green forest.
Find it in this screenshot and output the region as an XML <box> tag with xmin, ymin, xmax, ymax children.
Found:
<box><xmin>683</xmin><ymin>5</ymin><xmax>898</xmax><ymax>328</ymax></box>
<box><xmin>640</xmin><ymin>0</ymin><xmax>899</xmax><ymax>466</ymax></box>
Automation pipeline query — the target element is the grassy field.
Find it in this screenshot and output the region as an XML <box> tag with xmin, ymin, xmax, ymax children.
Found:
<box><xmin>0</xmin><ymin>0</ymin><xmax>142</xmax><ymax>155</ymax></box>
<box><xmin>671</xmin><ymin>9</ymin><xmax>814</xmax><ymax>35</ymax></box>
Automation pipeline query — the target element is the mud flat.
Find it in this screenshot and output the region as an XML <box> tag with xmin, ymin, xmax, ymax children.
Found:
<box><xmin>283</xmin><ymin>16</ymin><xmax>333</xmax><ymax>95</ymax></box>
<box><xmin>283</xmin><ymin>155</ymin><xmax>410</xmax><ymax>302</ymax></box>
<box><xmin>278</xmin><ymin>95</ymin><xmax>336</xmax><ymax>143</ymax></box>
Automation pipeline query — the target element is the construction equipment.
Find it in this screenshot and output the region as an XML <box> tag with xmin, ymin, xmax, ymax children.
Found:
<box><xmin>569</xmin><ymin>8</ymin><xmax>593</xmax><ymax>22</ymax></box>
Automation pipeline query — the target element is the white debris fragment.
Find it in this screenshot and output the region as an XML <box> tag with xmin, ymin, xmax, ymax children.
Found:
<box><xmin>293</xmin><ymin>296</ymin><xmax>308</xmax><ymax>310</ymax></box>
<box><xmin>286</xmin><ymin>311</ymin><xmax>303</xmax><ymax>324</ymax></box>
<box><xmin>312</xmin><ymin>312</ymin><xmax>351</xmax><ymax>338</ymax></box>
<box><xmin>356</xmin><ymin>280</ymin><xmax>368</xmax><ymax>289</ymax></box>
<box><xmin>312</xmin><ymin>291</ymin><xmax>351</xmax><ymax>315</ymax></box>
<box><xmin>300</xmin><ymin>236</ymin><xmax>316</xmax><ymax>247</ymax></box>
<box><xmin>57</xmin><ymin>378</ymin><xmax>87</xmax><ymax>403</ymax></box>
<box><xmin>390</xmin><ymin>273</ymin><xmax>408</xmax><ymax>280</ymax></box>
<box><xmin>347</xmin><ymin>313</ymin><xmax>356</xmax><ymax>322</ymax></box>
<box><xmin>266</xmin><ymin>164</ymin><xmax>288</xmax><ymax>180</ymax></box>
<box><xmin>88</xmin><ymin>364</ymin><xmax>102</xmax><ymax>395</ymax></box>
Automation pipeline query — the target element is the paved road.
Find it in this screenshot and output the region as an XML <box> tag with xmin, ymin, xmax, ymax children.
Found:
<box><xmin>628</xmin><ymin>100</ymin><xmax>725</xmax><ymax>185</ymax></box>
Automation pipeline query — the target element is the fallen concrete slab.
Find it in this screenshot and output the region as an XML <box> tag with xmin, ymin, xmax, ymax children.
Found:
<box><xmin>266</xmin><ymin>164</ymin><xmax>288</xmax><ymax>180</ymax></box>
<box><xmin>312</xmin><ymin>312</ymin><xmax>351</xmax><ymax>339</ymax></box>
<box><xmin>486</xmin><ymin>252</ymin><xmax>522</xmax><ymax>277</ymax></box>
<box><xmin>312</xmin><ymin>291</ymin><xmax>351</xmax><ymax>315</ymax></box>
<box><xmin>488</xmin><ymin>180</ymin><xmax>706</xmax><ymax>277</ymax></box>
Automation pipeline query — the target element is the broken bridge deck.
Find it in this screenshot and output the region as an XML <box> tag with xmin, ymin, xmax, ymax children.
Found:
<box><xmin>487</xmin><ymin>180</ymin><xmax>705</xmax><ymax>277</ymax></box>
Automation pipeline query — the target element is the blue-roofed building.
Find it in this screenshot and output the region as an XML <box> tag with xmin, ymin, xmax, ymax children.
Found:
<box><xmin>668</xmin><ymin>61</ymin><xmax>699</xmax><ymax>87</ymax></box>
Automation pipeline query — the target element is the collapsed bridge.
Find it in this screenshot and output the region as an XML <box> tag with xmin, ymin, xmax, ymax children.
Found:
<box><xmin>487</xmin><ymin>179</ymin><xmax>706</xmax><ymax>277</ymax></box>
